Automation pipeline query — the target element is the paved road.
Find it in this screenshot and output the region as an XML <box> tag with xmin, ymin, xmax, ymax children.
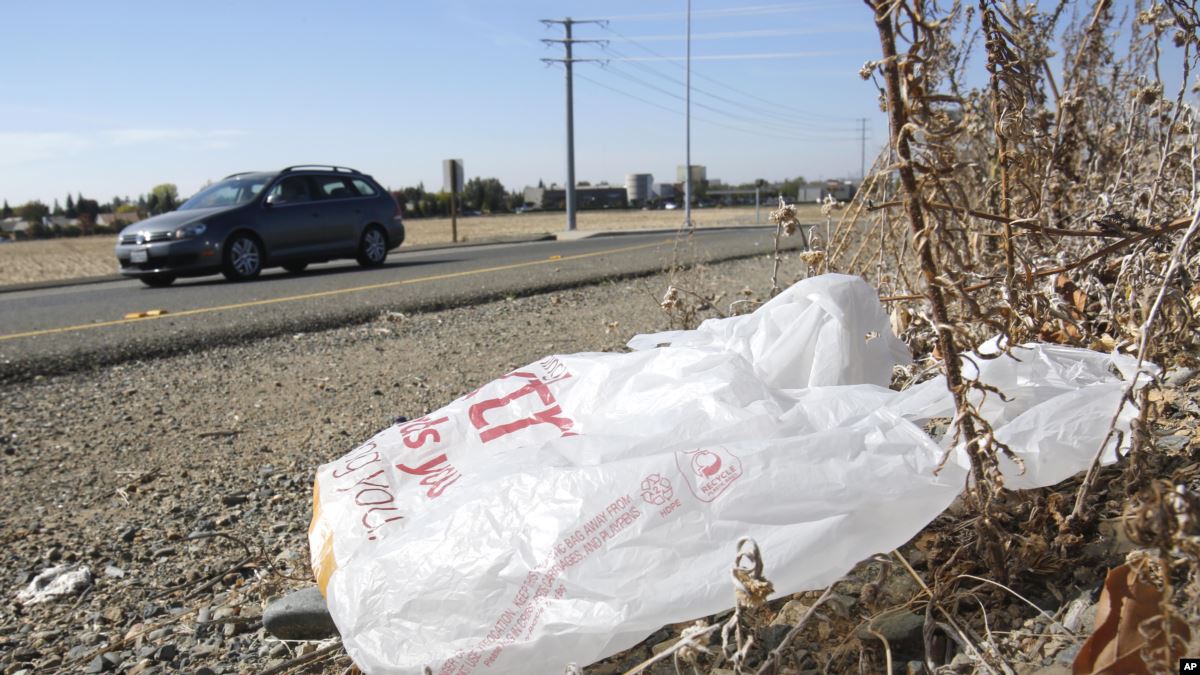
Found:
<box><xmin>0</xmin><ymin>228</ymin><xmax>800</xmax><ymax>381</ymax></box>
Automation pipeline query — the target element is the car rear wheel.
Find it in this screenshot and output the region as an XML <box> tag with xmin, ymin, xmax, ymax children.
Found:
<box><xmin>283</xmin><ymin>263</ymin><xmax>308</xmax><ymax>274</ymax></box>
<box><xmin>140</xmin><ymin>273</ymin><xmax>176</xmax><ymax>288</ymax></box>
<box><xmin>223</xmin><ymin>234</ymin><xmax>263</xmax><ymax>281</ymax></box>
<box><xmin>356</xmin><ymin>226</ymin><xmax>388</xmax><ymax>267</ymax></box>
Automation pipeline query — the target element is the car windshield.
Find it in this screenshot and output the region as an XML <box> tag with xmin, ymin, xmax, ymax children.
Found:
<box><xmin>178</xmin><ymin>177</ymin><xmax>268</xmax><ymax>210</ymax></box>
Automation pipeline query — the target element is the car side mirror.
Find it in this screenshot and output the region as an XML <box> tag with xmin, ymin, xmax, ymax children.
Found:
<box><xmin>265</xmin><ymin>193</ymin><xmax>279</xmax><ymax>207</ymax></box>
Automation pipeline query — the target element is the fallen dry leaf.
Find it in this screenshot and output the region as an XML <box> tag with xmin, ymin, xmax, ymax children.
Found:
<box><xmin>1073</xmin><ymin>564</ymin><xmax>1190</xmax><ymax>675</ymax></box>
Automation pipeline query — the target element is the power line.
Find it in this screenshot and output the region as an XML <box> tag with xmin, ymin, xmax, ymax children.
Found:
<box><xmin>602</xmin><ymin>42</ymin><xmax>857</xmax><ymax>132</ymax></box>
<box><xmin>582</xmin><ymin>2</ymin><xmax>841</xmax><ymax>23</ymax></box>
<box><xmin>541</xmin><ymin>17</ymin><xmax>607</xmax><ymax>232</ymax></box>
<box><xmin>601</xmin><ymin>23</ymin><xmax>849</xmax><ymax>122</ymax></box>
<box><xmin>611</xmin><ymin>26</ymin><xmax>868</xmax><ymax>42</ymax></box>
<box><xmin>573</xmin><ymin>72</ymin><xmax>861</xmax><ymax>143</ymax></box>
<box><xmin>595</xmin><ymin>63</ymin><xmax>862</xmax><ymax>140</ymax></box>
<box><xmin>858</xmin><ymin>117</ymin><xmax>868</xmax><ymax>180</ymax></box>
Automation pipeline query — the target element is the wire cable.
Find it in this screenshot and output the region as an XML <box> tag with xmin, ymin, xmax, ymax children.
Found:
<box><xmin>602</xmin><ymin>42</ymin><xmax>859</xmax><ymax>132</ymax></box>
<box><xmin>594</xmin><ymin>63</ymin><xmax>862</xmax><ymax>140</ymax></box>
<box><xmin>574</xmin><ymin>71</ymin><xmax>859</xmax><ymax>143</ymax></box>
<box><xmin>601</xmin><ymin>23</ymin><xmax>852</xmax><ymax>122</ymax></box>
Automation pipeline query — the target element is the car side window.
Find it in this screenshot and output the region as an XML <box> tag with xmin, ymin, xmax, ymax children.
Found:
<box><xmin>268</xmin><ymin>176</ymin><xmax>312</xmax><ymax>205</ymax></box>
<box><xmin>314</xmin><ymin>176</ymin><xmax>357</xmax><ymax>200</ymax></box>
<box><xmin>350</xmin><ymin>179</ymin><xmax>377</xmax><ymax>196</ymax></box>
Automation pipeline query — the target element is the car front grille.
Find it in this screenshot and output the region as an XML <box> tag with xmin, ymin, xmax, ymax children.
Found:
<box><xmin>120</xmin><ymin>231</ymin><xmax>173</xmax><ymax>245</ymax></box>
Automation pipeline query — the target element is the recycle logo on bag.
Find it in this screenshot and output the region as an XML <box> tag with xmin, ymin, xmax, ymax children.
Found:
<box><xmin>640</xmin><ymin>474</ymin><xmax>673</xmax><ymax>506</ymax></box>
<box><xmin>676</xmin><ymin>446</ymin><xmax>743</xmax><ymax>502</ymax></box>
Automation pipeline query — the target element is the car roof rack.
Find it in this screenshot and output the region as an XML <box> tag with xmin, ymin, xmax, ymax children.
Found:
<box><xmin>281</xmin><ymin>165</ymin><xmax>361</xmax><ymax>175</ymax></box>
<box><xmin>223</xmin><ymin>171</ymin><xmax>260</xmax><ymax>179</ymax></box>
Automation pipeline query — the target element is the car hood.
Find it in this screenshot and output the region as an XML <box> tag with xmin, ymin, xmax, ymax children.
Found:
<box><xmin>119</xmin><ymin>207</ymin><xmax>229</xmax><ymax>235</ymax></box>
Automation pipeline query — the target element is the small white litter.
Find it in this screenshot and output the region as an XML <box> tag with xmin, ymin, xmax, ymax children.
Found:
<box><xmin>17</xmin><ymin>565</ymin><xmax>93</xmax><ymax>605</ymax></box>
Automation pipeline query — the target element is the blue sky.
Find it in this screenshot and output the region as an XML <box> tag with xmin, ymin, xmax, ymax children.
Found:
<box><xmin>0</xmin><ymin>1</ymin><xmax>1184</xmax><ymax>205</ymax></box>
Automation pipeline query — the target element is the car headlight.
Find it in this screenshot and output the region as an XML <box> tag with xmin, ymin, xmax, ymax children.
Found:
<box><xmin>174</xmin><ymin>222</ymin><xmax>207</xmax><ymax>239</ymax></box>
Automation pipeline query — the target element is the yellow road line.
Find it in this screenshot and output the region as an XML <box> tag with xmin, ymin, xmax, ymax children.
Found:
<box><xmin>0</xmin><ymin>239</ymin><xmax>670</xmax><ymax>342</ymax></box>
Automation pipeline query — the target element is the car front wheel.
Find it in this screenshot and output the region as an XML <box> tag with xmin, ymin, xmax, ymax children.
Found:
<box><xmin>223</xmin><ymin>234</ymin><xmax>263</xmax><ymax>281</ymax></box>
<box><xmin>356</xmin><ymin>226</ymin><xmax>388</xmax><ymax>267</ymax></box>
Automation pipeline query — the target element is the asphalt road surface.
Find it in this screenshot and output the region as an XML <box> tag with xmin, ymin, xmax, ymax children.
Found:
<box><xmin>0</xmin><ymin>228</ymin><xmax>802</xmax><ymax>381</ymax></box>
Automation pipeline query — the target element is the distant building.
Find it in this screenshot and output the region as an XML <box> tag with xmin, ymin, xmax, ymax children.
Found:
<box><xmin>523</xmin><ymin>185</ymin><xmax>629</xmax><ymax>210</ymax></box>
<box><xmin>654</xmin><ymin>183</ymin><xmax>677</xmax><ymax>200</ymax></box>
<box><xmin>797</xmin><ymin>180</ymin><xmax>857</xmax><ymax>203</ymax></box>
<box><xmin>625</xmin><ymin>173</ymin><xmax>654</xmax><ymax>205</ymax></box>
<box><xmin>42</xmin><ymin>215</ymin><xmax>81</xmax><ymax>229</ymax></box>
<box><xmin>0</xmin><ymin>217</ymin><xmax>28</xmax><ymax>237</ymax></box>
<box><xmin>676</xmin><ymin>165</ymin><xmax>706</xmax><ymax>183</ymax></box>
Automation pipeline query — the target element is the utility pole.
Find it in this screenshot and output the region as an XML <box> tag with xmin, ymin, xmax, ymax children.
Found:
<box><xmin>858</xmin><ymin>117</ymin><xmax>868</xmax><ymax>181</ymax></box>
<box><xmin>684</xmin><ymin>0</ymin><xmax>693</xmax><ymax>230</ymax></box>
<box><xmin>755</xmin><ymin>178</ymin><xmax>765</xmax><ymax>224</ymax></box>
<box><xmin>541</xmin><ymin>18</ymin><xmax>606</xmax><ymax>232</ymax></box>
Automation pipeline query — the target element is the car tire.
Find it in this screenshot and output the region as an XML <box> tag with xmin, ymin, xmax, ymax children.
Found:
<box><xmin>140</xmin><ymin>273</ymin><xmax>176</xmax><ymax>288</ymax></box>
<box><xmin>283</xmin><ymin>263</ymin><xmax>308</xmax><ymax>274</ymax></box>
<box><xmin>223</xmin><ymin>233</ymin><xmax>264</xmax><ymax>281</ymax></box>
<box><xmin>356</xmin><ymin>226</ymin><xmax>388</xmax><ymax>267</ymax></box>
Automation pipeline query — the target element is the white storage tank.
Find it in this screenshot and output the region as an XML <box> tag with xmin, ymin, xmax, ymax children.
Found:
<box><xmin>625</xmin><ymin>173</ymin><xmax>654</xmax><ymax>205</ymax></box>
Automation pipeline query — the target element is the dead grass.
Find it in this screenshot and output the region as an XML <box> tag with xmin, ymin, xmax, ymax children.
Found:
<box><xmin>0</xmin><ymin>238</ymin><xmax>124</xmax><ymax>284</ymax></box>
<box><xmin>0</xmin><ymin>205</ymin><xmax>823</xmax><ymax>285</ymax></box>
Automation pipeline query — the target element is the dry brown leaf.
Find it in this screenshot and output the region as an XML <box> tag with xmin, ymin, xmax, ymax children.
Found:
<box><xmin>1073</xmin><ymin>564</ymin><xmax>1190</xmax><ymax>675</ymax></box>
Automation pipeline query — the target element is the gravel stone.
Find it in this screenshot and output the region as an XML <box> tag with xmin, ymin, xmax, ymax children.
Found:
<box><xmin>263</xmin><ymin>587</ymin><xmax>338</xmax><ymax>640</ymax></box>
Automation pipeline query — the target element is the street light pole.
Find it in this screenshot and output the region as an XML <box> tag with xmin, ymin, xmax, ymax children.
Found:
<box><xmin>684</xmin><ymin>0</ymin><xmax>692</xmax><ymax>231</ymax></box>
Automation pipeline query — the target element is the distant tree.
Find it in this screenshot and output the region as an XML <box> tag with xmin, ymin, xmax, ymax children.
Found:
<box><xmin>538</xmin><ymin>178</ymin><xmax>545</xmax><ymax>188</ymax></box>
<box><xmin>116</xmin><ymin>203</ymin><xmax>139</xmax><ymax>214</ymax></box>
<box><xmin>399</xmin><ymin>185</ymin><xmax>429</xmax><ymax>217</ymax></box>
<box><xmin>462</xmin><ymin>177</ymin><xmax>510</xmax><ymax>213</ymax></box>
<box><xmin>52</xmin><ymin>198</ymin><xmax>63</xmax><ymax>216</ymax></box>
<box><xmin>65</xmin><ymin>193</ymin><xmax>77</xmax><ymax>218</ymax></box>
<box><xmin>146</xmin><ymin>192</ymin><xmax>159</xmax><ymax>214</ymax></box>
<box><xmin>149</xmin><ymin>184</ymin><xmax>179</xmax><ymax>214</ymax></box>
<box><xmin>430</xmin><ymin>191</ymin><xmax>452</xmax><ymax>217</ymax></box>
<box><xmin>76</xmin><ymin>197</ymin><xmax>100</xmax><ymax>233</ymax></box>
<box><xmin>778</xmin><ymin>176</ymin><xmax>807</xmax><ymax>198</ymax></box>
<box><xmin>18</xmin><ymin>201</ymin><xmax>49</xmax><ymax>224</ymax></box>
<box><xmin>1</xmin><ymin>200</ymin><xmax>11</xmax><ymax>218</ymax></box>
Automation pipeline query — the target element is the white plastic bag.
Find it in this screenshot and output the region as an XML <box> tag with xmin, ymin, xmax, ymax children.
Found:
<box><xmin>308</xmin><ymin>274</ymin><xmax>1142</xmax><ymax>674</ymax></box>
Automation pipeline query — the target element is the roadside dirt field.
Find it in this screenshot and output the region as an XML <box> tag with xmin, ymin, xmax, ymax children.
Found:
<box><xmin>0</xmin><ymin>205</ymin><xmax>823</xmax><ymax>285</ymax></box>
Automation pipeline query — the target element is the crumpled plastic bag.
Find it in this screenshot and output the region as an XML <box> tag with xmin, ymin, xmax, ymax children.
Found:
<box><xmin>16</xmin><ymin>565</ymin><xmax>93</xmax><ymax>605</ymax></box>
<box><xmin>308</xmin><ymin>273</ymin><xmax>1144</xmax><ymax>674</ymax></box>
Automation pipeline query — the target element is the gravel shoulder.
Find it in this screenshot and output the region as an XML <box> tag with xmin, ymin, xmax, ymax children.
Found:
<box><xmin>0</xmin><ymin>253</ymin><xmax>786</xmax><ymax>674</ymax></box>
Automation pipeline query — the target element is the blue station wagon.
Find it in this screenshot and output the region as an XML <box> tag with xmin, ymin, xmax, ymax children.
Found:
<box><xmin>115</xmin><ymin>165</ymin><xmax>405</xmax><ymax>287</ymax></box>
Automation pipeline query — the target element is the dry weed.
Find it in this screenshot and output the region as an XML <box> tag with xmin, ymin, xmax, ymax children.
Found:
<box><xmin>635</xmin><ymin>1</ymin><xmax>1200</xmax><ymax>672</ymax></box>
